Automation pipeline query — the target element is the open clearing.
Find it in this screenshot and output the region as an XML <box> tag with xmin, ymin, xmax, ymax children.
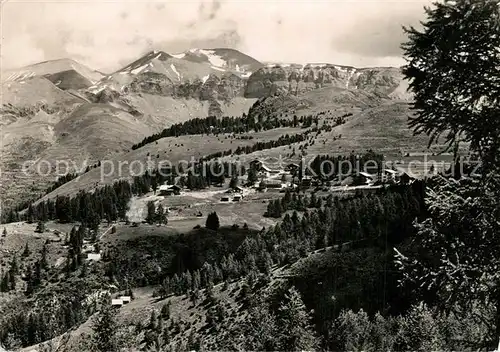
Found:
<box><xmin>121</xmin><ymin>184</ymin><xmax>282</xmax><ymax>236</ymax></box>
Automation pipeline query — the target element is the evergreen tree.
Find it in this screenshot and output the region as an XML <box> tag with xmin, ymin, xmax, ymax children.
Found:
<box><xmin>25</xmin><ymin>267</ymin><xmax>34</xmax><ymax>296</ymax></box>
<box><xmin>266</xmin><ymin>199</ymin><xmax>283</xmax><ymax>218</ymax></box>
<box><xmin>27</xmin><ymin>204</ymin><xmax>35</xmax><ymax>224</ymax></box>
<box><xmin>232</xmin><ymin>300</ymin><xmax>280</xmax><ymax>351</ymax></box>
<box><xmin>9</xmin><ymin>255</ymin><xmax>18</xmax><ymax>277</ymax></box>
<box><xmin>205</xmin><ymin>212</ymin><xmax>220</xmax><ymax>231</ymax></box>
<box><xmin>91</xmin><ymin>304</ymin><xmax>118</xmax><ymax>352</ymax></box>
<box><xmin>161</xmin><ymin>301</ymin><xmax>171</xmax><ymax>320</ymax></box>
<box><xmin>151</xmin><ymin>177</ymin><xmax>158</xmax><ymax>195</ymax></box>
<box><xmin>22</xmin><ymin>243</ymin><xmax>30</xmax><ymax>257</ymax></box>
<box><xmin>145</xmin><ymin>201</ymin><xmax>156</xmax><ymax>224</ymax></box>
<box><xmin>0</xmin><ymin>272</ymin><xmax>10</xmax><ymax>292</ymax></box>
<box><xmin>127</xmin><ymin>288</ymin><xmax>134</xmax><ymax>300</ymax></box>
<box><xmin>229</xmin><ymin>176</ymin><xmax>239</xmax><ymax>189</ymax></box>
<box><xmin>149</xmin><ymin>310</ymin><xmax>158</xmax><ymax>330</ymax></box>
<box><xmin>156</xmin><ymin>204</ymin><xmax>167</xmax><ymax>225</ymax></box>
<box><xmin>247</xmin><ymin>167</ymin><xmax>258</xmax><ymax>185</ymax></box>
<box><xmin>159</xmin><ymin>277</ymin><xmax>171</xmax><ymax>299</ymax></box>
<box><xmin>277</xmin><ymin>287</ymin><xmax>319</xmax><ymax>351</ymax></box>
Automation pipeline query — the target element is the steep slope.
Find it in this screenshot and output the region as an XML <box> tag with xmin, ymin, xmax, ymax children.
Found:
<box><xmin>1</xmin><ymin>58</ymin><xmax>104</xmax><ymax>84</ymax></box>
<box><xmin>51</xmin><ymin>104</ymin><xmax>153</xmax><ymax>160</ymax></box>
<box><xmin>44</xmin><ymin>70</ymin><xmax>94</xmax><ymax>90</ymax></box>
<box><xmin>118</xmin><ymin>93</ymin><xmax>257</xmax><ymax>127</ymax></box>
<box><xmin>0</xmin><ymin>78</ymin><xmax>86</xmax><ymax>199</ymax></box>
<box><xmin>1</xmin><ymin>77</ymin><xmax>84</xmax><ymax>108</ymax></box>
<box><xmin>247</xmin><ymin>85</ymin><xmax>386</xmax><ymax>120</ymax></box>
<box><xmin>306</xmin><ymin>100</ymin><xmax>437</xmax><ymax>155</ymax></box>
<box><xmin>0</xmin><ymin>102</ymin><xmax>155</xmax><ymax>208</ymax></box>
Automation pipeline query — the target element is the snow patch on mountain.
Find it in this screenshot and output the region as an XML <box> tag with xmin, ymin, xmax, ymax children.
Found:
<box><xmin>309</xmin><ymin>63</ymin><xmax>328</xmax><ymax>68</ymax></box>
<box><xmin>130</xmin><ymin>64</ymin><xmax>149</xmax><ymax>75</ymax></box>
<box><xmin>171</xmin><ymin>53</ymin><xmax>186</xmax><ymax>59</ymax></box>
<box><xmin>170</xmin><ymin>64</ymin><xmax>181</xmax><ymax>81</ymax></box>
<box><xmin>88</xmin><ymin>85</ymin><xmax>106</xmax><ymax>94</ymax></box>
<box><xmin>5</xmin><ymin>71</ymin><xmax>36</xmax><ymax>81</ymax></box>
<box><xmin>346</xmin><ymin>69</ymin><xmax>356</xmax><ymax>89</ymax></box>
<box><xmin>334</xmin><ymin>65</ymin><xmax>350</xmax><ymax>73</ymax></box>
<box><xmin>265</xmin><ymin>63</ymin><xmax>292</xmax><ymax>68</ymax></box>
<box><xmin>197</xmin><ymin>49</ymin><xmax>225</xmax><ymax>67</ymax></box>
<box><xmin>202</xmin><ymin>75</ymin><xmax>210</xmax><ymax>84</ymax></box>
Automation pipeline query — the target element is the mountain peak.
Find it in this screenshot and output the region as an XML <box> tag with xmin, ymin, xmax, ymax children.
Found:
<box><xmin>117</xmin><ymin>50</ymin><xmax>172</xmax><ymax>73</ymax></box>
<box><xmin>177</xmin><ymin>48</ymin><xmax>263</xmax><ymax>72</ymax></box>
<box><xmin>2</xmin><ymin>58</ymin><xmax>104</xmax><ymax>84</ymax></box>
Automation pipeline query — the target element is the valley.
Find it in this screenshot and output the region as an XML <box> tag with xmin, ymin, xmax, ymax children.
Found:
<box><xmin>0</xmin><ymin>37</ymin><xmax>478</xmax><ymax>351</ymax></box>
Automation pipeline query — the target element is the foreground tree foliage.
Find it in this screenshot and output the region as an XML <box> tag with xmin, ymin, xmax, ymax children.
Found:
<box><xmin>396</xmin><ymin>175</ymin><xmax>500</xmax><ymax>347</ymax></box>
<box><xmin>331</xmin><ymin>303</ymin><xmax>492</xmax><ymax>351</ymax></box>
<box><xmin>206</xmin><ymin>283</ymin><xmax>319</xmax><ymax>351</ymax></box>
<box><xmin>399</xmin><ymin>0</ymin><xmax>500</xmax><ymax>348</ymax></box>
<box><xmin>403</xmin><ymin>0</ymin><xmax>500</xmax><ymax>165</ymax></box>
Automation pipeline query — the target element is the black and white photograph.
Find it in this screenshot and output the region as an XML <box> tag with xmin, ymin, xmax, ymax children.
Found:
<box><xmin>0</xmin><ymin>0</ymin><xmax>499</xmax><ymax>350</ymax></box>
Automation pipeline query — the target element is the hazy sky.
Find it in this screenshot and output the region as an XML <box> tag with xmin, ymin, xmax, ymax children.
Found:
<box><xmin>1</xmin><ymin>0</ymin><xmax>432</xmax><ymax>72</ymax></box>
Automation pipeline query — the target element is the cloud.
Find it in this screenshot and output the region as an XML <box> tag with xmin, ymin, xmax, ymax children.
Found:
<box><xmin>330</xmin><ymin>2</ymin><xmax>427</xmax><ymax>59</ymax></box>
<box><xmin>187</xmin><ymin>0</ymin><xmax>222</xmax><ymax>27</ymax></box>
<box><xmin>208</xmin><ymin>0</ymin><xmax>222</xmax><ymax>20</ymax></box>
<box><xmin>1</xmin><ymin>0</ymin><xmax>432</xmax><ymax>72</ymax></box>
<box><xmin>195</xmin><ymin>30</ymin><xmax>241</xmax><ymax>50</ymax></box>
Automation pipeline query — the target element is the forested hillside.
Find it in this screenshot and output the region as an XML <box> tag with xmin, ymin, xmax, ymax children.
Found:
<box><xmin>2</xmin><ymin>1</ymin><xmax>500</xmax><ymax>351</ymax></box>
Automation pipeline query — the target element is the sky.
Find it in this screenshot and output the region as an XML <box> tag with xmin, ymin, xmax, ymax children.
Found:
<box><xmin>1</xmin><ymin>0</ymin><xmax>432</xmax><ymax>72</ymax></box>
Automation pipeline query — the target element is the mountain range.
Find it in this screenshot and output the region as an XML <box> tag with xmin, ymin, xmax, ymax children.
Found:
<box><xmin>2</xmin><ymin>48</ymin><xmax>409</xmax><ymax>101</ymax></box>
<box><xmin>0</xmin><ymin>48</ymin><xmax>415</xmax><ymax>207</ymax></box>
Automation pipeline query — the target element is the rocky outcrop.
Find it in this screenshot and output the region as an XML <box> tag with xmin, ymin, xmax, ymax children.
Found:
<box><xmin>200</xmin><ymin>74</ymin><xmax>246</xmax><ymax>101</ymax></box>
<box><xmin>208</xmin><ymin>99</ymin><xmax>223</xmax><ymax>117</ymax></box>
<box><xmin>245</xmin><ymin>64</ymin><xmax>351</xmax><ymax>97</ymax></box>
<box><xmin>245</xmin><ymin>64</ymin><xmax>404</xmax><ymax>98</ymax></box>
<box><xmin>93</xmin><ymin>87</ymin><xmax>122</xmax><ymax>104</ymax></box>
<box><xmin>128</xmin><ymin>72</ymin><xmax>176</xmax><ymax>96</ymax></box>
<box><xmin>125</xmin><ymin>72</ymin><xmax>246</xmax><ymax>102</ymax></box>
<box><xmin>353</xmin><ymin>67</ymin><xmax>403</xmax><ymax>93</ymax></box>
